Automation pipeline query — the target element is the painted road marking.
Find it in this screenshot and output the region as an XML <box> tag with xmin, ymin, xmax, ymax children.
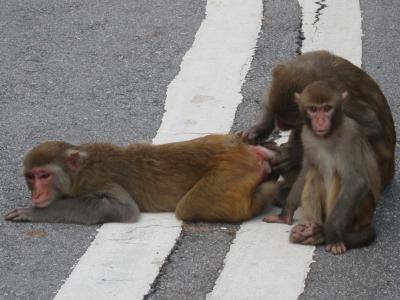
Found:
<box><xmin>55</xmin><ymin>0</ymin><xmax>263</xmax><ymax>299</ymax></box>
<box><xmin>300</xmin><ymin>0</ymin><xmax>362</xmax><ymax>67</ymax></box>
<box><xmin>153</xmin><ymin>0</ymin><xmax>262</xmax><ymax>144</ymax></box>
<box><xmin>55</xmin><ymin>215</ymin><xmax>181</xmax><ymax>300</ymax></box>
<box><xmin>208</xmin><ymin>1</ymin><xmax>362</xmax><ymax>299</ymax></box>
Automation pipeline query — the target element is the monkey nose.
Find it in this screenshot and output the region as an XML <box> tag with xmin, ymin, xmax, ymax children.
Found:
<box><xmin>32</xmin><ymin>192</ymin><xmax>42</xmax><ymax>201</ymax></box>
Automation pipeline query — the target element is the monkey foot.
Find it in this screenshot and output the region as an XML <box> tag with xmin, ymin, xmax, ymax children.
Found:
<box><xmin>325</xmin><ymin>242</ymin><xmax>347</xmax><ymax>255</ymax></box>
<box><xmin>263</xmin><ymin>214</ymin><xmax>293</xmax><ymax>225</ymax></box>
<box><xmin>290</xmin><ymin>223</ymin><xmax>324</xmax><ymax>245</ymax></box>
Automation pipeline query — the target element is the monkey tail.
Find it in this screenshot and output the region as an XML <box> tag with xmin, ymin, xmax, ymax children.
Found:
<box><xmin>344</xmin><ymin>224</ymin><xmax>376</xmax><ymax>249</ymax></box>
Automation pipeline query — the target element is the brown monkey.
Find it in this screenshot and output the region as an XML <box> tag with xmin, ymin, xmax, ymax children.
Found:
<box><xmin>5</xmin><ymin>134</ymin><xmax>279</xmax><ymax>225</ymax></box>
<box><xmin>245</xmin><ymin>51</ymin><xmax>395</xmax><ymax>223</ymax></box>
<box><xmin>287</xmin><ymin>80</ymin><xmax>380</xmax><ymax>254</ymax></box>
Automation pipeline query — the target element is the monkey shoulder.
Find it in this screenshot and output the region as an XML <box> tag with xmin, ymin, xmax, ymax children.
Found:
<box><xmin>340</xmin><ymin>117</ymin><xmax>369</xmax><ymax>145</ymax></box>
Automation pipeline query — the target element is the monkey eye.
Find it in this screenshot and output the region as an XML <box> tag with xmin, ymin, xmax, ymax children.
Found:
<box><xmin>25</xmin><ymin>173</ymin><xmax>35</xmax><ymax>180</ymax></box>
<box><xmin>39</xmin><ymin>173</ymin><xmax>50</xmax><ymax>179</ymax></box>
<box><xmin>307</xmin><ymin>106</ymin><xmax>317</xmax><ymax>113</ymax></box>
<box><xmin>323</xmin><ymin>105</ymin><xmax>333</xmax><ymax>112</ymax></box>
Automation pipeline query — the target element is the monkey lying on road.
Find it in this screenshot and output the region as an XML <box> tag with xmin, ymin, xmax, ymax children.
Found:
<box><xmin>5</xmin><ymin>134</ymin><xmax>278</xmax><ymax>225</ymax></box>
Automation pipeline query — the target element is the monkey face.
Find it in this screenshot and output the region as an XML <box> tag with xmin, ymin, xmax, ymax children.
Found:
<box><xmin>306</xmin><ymin>105</ymin><xmax>335</xmax><ymax>137</ymax></box>
<box><xmin>25</xmin><ymin>167</ymin><xmax>57</xmax><ymax>208</ymax></box>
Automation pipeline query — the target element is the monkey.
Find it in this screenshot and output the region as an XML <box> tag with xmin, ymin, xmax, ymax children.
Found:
<box><xmin>5</xmin><ymin>134</ymin><xmax>279</xmax><ymax>225</ymax></box>
<box><xmin>284</xmin><ymin>80</ymin><xmax>380</xmax><ymax>254</ymax></box>
<box><xmin>244</xmin><ymin>50</ymin><xmax>395</xmax><ymax>224</ymax></box>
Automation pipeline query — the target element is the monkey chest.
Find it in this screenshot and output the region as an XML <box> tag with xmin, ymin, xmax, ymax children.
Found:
<box><xmin>305</xmin><ymin>144</ymin><xmax>339</xmax><ymax>186</ymax></box>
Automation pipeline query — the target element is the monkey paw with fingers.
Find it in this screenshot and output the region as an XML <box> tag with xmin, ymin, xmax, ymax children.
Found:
<box><xmin>5</xmin><ymin>208</ymin><xmax>34</xmax><ymax>222</ymax></box>
<box><xmin>290</xmin><ymin>223</ymin><xmax>325</xmax><ymax>245</ymax></box>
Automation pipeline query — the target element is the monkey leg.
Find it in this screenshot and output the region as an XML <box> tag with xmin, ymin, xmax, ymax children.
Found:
<box><xmin>322</xmin><ymin>173</ymin><xmax>348</xmax><ymax>254</ymax></box>
<box><xmin>301</xmin><ymin>168</ymin><xmax>325</xmax><ymax>223</ymax></box>
<box><xmin>325</xmin><ymin>197</ymin><xmax>376</xmax><ymax>254</ymax></box>
<box><xmin>289</xmin><ymin>168</ymin><xmax>325</xmax><ymax>245</ymax></box>
<box><xmin>343</xmin><ymin>224</ymin><xmax>376</xmax><ymax>249</ymax></box>
<box><xmin>175</xmin><ymin>168</ymin><xmax>270</xmax><ymax>223</ymax></box>
<box><xmin>332</xmin><ymin>193</ymin><xmax>376</xmax><ymax>253</ymax></box>
<box><xmin>324</xmin><ymin>176</ymin><xmax>376</xmax><ymax>254</ymax></box>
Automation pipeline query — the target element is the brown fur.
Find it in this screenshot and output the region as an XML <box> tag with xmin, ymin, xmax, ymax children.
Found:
<box><xmin>6</xmin><ymin>134</ymin><xmax>278</xmax><ymax>225</ymax></box>
<box><xmin>290</xmin><ymin>82</ymin><xmax>381</xmax><ymax>254</ymax></box>
<box><xmin>245</xmin><ymin>50</ymin><xmax>395</xmax><ymax>188</ymax></box>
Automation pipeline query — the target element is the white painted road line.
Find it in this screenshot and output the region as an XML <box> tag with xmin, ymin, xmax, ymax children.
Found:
<box><xmin>55</xmin><ymin>215</ymin><xmax>181</xmax><ymax>300</ymax></box>
<box><xmin>299</xmin><ymin>0</ymin><xmax>362</xmax><ymax>67</ymax></box>
<box><xmin>55</xmin><ymin>0</ymin><xmax>263</xmax><ymax>299</ymax></box>
<box><xmin>153</xmin><ymin>0</ymin><xmax>263</xmax><ymax>144</ymax></box>
<box><xmin>208</xmin><ymin>211</ymin><xmax>314</xmax><ymax>300</ymax></box>
<box><xmin>208</xmin><ymin>1</ymin><xmax>363</xmax><ymax>299</ymax></box>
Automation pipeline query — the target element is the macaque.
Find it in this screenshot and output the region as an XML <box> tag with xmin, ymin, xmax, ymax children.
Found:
<box><xmin>287</xmin><ymin>81</ymin><xmax>380</xmax><ymax>254</ymax></box>
<box><xmin>5</xmin><ymin>134</ymin><xmax>279</xmax><ymax>225</ymax></box>
<box><xmin>245</xmin><ymin>50</ymin><xmax>395</xmax><ymax>223</ymax></box>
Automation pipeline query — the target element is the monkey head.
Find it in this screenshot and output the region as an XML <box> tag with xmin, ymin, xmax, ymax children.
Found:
<box><xmin>295</xmin><ymin>80</ymin><xmax>347</xmax><ymax>137</ymax></box>
<box><xmin>23</xmin><ymin>141</ymin><xmax>86</xmax><ymax>208</ymax></box>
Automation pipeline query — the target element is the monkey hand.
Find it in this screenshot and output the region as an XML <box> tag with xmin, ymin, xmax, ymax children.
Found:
<box><xmin>259</xmin><ymin>140</ymin><xmax>279</xmax><ymax>151</ymax></box>
<box><xmin>270</xmin><ymin>143</ymin><xmax>302</xmax><ymax>174</ymax></box>
<box><xmin>5</xmin><ymin>208</ymin><xmax>35</xmax><ymax>222</ymax></box>
<box><xmin>242</xmin><ymin>125</ymin><xmax>269</xmax><ymax>145</ymax></box>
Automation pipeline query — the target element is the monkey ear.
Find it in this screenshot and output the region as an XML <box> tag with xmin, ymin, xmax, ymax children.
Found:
<box><xmin>65</xmin><ymin>149</ymin><xmax>88</xmax><ymax>172</ymax></box>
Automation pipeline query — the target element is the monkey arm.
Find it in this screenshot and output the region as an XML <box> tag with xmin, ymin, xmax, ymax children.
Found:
<box><xmin>270</xmin><ymin>128</ymin><xmax>303</xmax><ymax>175</ymax></box>
<box><xmin>5</xmin><ymin>185</ymin><xmax>140</xmax><ymax>225</ymax></box>
<box><xmin>344</xmin><ymin>102</ymin><xmax>382</xmax><ymax>141</ymax></box>
<box><xmin>324</xmin><ymin>173</ymin><xmax>369</xmax><ymax>244</ymax></box>
<box><xmin>243</xmin><ymin>111</ymin><xmax>276</xmax><ymax>144</ymax></box>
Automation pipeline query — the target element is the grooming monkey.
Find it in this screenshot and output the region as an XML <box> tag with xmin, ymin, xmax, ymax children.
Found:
<box><xmin>288</xmin><ymin>81</ymin><xmax>380</xmax><ymax>254</ymax></box>
<box><xmin>244</xmin><ymin>51</ymin><xmax>395</xmax><ymax>224</ymax></box>
<box><xmin>5</xmin><ymin>134</ymin><xmax>279</xmax><ymax>225</ymax></box>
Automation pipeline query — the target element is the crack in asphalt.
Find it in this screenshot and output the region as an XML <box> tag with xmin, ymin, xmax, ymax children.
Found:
<box><xmin>296</xmin><ymin>19</ymin><xmax>305</xmax><ymax>55</ymax></box>
<box><xmin>313</xmin><ymin>0</ymin><xmax>327</xmax><ymax>25</ymax></box>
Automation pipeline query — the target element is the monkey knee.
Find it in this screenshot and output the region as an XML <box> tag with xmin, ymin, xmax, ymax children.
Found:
<box><xmin>175</xmin><ymin>204</ymin><xmax>194</xmax><ymax>221</ymax></box>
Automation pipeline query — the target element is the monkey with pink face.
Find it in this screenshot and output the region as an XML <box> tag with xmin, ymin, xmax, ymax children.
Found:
<box><xmin>5</xmin><ymin>134</ymin><xmax>279</xmax><ymax>225</ymax></box>
<box><xmin>285</xmin><ymin>80</ymin><xmax>380</xmax><ymax>254</ymax></box>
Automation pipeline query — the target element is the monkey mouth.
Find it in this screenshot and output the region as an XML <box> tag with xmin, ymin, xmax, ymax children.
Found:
<box><xmin>315</xmin><ymin>130</ymin><xmax>329</xmax><ymax>137</ymax></box>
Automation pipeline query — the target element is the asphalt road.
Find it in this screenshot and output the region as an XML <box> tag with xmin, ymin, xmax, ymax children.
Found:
<box><xmin>1</xmin><ymin>0</ymin><xmax>399</xmax><ymax>299</ymax></box>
